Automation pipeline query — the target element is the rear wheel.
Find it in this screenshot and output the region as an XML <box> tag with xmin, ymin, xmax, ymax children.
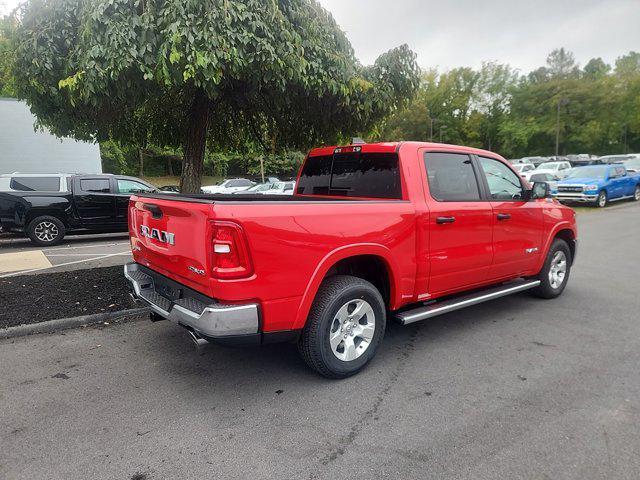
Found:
<box><xmin>298</xmin><ymin>275</ymin><xmax>386</xmax><ymax>378</ymax></box>
<box><xmin>596</xmin><ymin>190</ymin><xmax>607</xmax><ymax>208</ymax></box>
<box><xmin>27</xmin><ymin>216</ymin><xmax>66</xmax><ymax>246</ymax></box>
<box><xmin>532</xmin><ymin>239</ymin><xmax>571</xmax><ymax>299</ymax></box>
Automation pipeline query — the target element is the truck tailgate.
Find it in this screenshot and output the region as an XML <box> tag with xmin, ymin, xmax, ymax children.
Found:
<box><xmin>129</xmin><ymin>196</ymin><xmax>214</xmax><ymax>292</ymax></box>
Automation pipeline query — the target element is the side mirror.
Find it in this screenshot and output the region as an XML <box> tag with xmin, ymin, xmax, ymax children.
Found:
<box><xmin>530</xmin><ymin>181</ymin><xmax>550</xmax><ymax>200</ymax></box>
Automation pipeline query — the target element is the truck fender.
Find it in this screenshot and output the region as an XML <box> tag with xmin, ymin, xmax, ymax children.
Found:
<box><xmin>536</xmin><ymin>221</ymin><xmax>577</xmax><ymax>272</ymax></box>
<box><xmin>292</xmin><ymin>243</ymin><xmax>400</xmax><ymax>330</ymax></box>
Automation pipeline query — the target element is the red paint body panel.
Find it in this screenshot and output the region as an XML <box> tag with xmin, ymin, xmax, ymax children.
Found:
<box><xmin>129</xmin><ymin>142</ymin><xmax>577</xmax><ymax>333</ymax></box>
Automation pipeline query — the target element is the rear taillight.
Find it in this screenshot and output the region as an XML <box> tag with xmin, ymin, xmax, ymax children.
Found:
<box><xmin>210</xmin><ymin>221</ymin><xmax>253</xmax><ymax>279</ymax></box>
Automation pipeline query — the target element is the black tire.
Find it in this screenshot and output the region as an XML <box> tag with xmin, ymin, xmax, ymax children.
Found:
<box><xmin>298</xmin><ymin>275</ymin><xmax>386</xmax><ymax>379</ymax></box>
<box><xmin>27</xmin><ymin>216</ymin><xmax>66</xmax><ymax>246</ymax></box>
<box><xmin>633</xmin><ymin>185</ymin><xmax>640</xmax><ymax>202</ymax></box>
<box><xmin>532</xmin><ymin>238</ymin><xmax>571</xmax><ymax>299</ymax></box>
<box><xmin>595</xmin><ymin>190</ymin><xmax>607</xmax><ymax>208</ymax></box>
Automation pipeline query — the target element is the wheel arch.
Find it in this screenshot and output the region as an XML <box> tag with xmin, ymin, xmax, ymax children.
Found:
<box><xmin>293</xmin><ymin>244</ymin><xmax>400</xmax><ymax>330</ymax></box>
<box><xmin>25</xmin><ymin>209</ymin><xmax>70</xmax><ymax>229</ymax></box>
<box><xmin>541</xmin><ymin>224</ymin><xmax>577</xmax><ymax>269</ymax></box>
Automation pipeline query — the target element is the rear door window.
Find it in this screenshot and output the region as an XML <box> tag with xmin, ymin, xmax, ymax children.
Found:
<box><xmin>296</xmin><ymin>152</ymin><xmax>402</xmax><ymax>199</ymax></box>
<box><xmin>424</xmin><ymin>152</ymin><xmax>481</xmax><ymax>201</ymax></box>
<box><xmin>80</xmin><ymin>179</ymin><xmax>111</xmax><ymax>193</ymax></box>
<box><xmin>9</xmin><ymin>177</ymin><xmax>60</xmax><ymax>192</ymax></box>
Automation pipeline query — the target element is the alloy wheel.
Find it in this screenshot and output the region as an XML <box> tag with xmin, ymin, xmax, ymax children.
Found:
<box><xmin>548</xmin><ymin>250</ymin><xmax>567</xmax><ymax>290</ymax></box>
<box><xmin>34</xmin><ymin>221</ymin><xmax>59</xmax><ymax>243</ymax></box>
<box><xmin>598</xmin><ymin>192</ymin><xmax>607</xmax><ymax>207</ymax></box>
<box><xmin>328</xmin><ymin>299</ymin><xmax>376</xmax><ymax>362</ymax></box>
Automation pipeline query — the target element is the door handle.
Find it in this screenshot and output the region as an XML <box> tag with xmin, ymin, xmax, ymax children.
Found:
<box><xmin>497</xmin><ymin>213</ymin><xmax>511</xmax><ymax>221</ymax></box>
<box><xmin>436</xmin><ymin>216</ymin><xmax>456</xmax><ymax>224</ymax></box>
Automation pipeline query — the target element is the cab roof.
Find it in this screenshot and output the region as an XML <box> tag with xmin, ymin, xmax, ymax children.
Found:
<box><xmin>308</xmin><ymin>141</ymin><xmax>505</xmax><ymax>160</ymax></box>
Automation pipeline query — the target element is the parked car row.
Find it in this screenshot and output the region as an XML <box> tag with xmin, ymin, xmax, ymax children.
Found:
<box><xmin>201</xmin><ymin>177</ymin><xmax>296</xmax><ymax>195</ymax></box>
<box><xmin>506</xmin><ymin>158</ymin><xmax>640</xmax><ymax>208</ymax></box>
<box><xmin>0</xmin><ymin>172</ymin><xmax>298</xmax><ymax>245</ymax></box>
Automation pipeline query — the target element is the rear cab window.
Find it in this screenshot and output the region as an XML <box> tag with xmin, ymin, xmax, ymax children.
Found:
<box><xmin>296</xmin><ymin>151</ymin><xmax>402</xmax><ymax>199</ymax></box>
<box><xmin>9</xmin><ymin>177</ymin><xmax>60</xmax><ymax>192</ymax></box>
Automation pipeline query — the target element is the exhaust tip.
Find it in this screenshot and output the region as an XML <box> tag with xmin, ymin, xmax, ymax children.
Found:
<box><xmin>186</xmin><ymin>329</ymin><xmax>210</xmax><ymax>351</ymax></box>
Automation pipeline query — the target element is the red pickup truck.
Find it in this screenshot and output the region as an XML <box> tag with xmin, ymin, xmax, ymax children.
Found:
<box><xmin>125</xmin><ymin>142</ymin><xmax>577</xmax><ymax>378</ymax></box>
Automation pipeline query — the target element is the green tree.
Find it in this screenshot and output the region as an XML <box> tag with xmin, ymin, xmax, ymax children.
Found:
<box><xmin>13</xmin><ymin>0</ymin><xmax>420</xmax><ymax>192</ymax></box>
<box><xmin>583</xmin><ymin>57</ymin><xmax>610</xmax><ymax>79</ymax></box>
<box><xmin>546</xmin><ymin>48</ymin><xmax>579</xmax><ymax>79</ymax></box>
<box><xmin>0</xmin><ymin>15</ymin><xmax>16</xmax><ymax>97</ymax></box>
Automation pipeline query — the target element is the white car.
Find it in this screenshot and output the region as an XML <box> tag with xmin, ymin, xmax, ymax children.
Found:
<box><xmin>233</xmin><ymin>181</ymin><xmax>296</xmax><ymax>195</ymax></box>
<box><xmin>512</xmin><ymin>163</ymin><xmax>535</xmax><ymax>177</ymax></box>
<box><xmin>268</xmin><ymin>181</ymin><xmax>296</xmax><ymax>195</ymax></box>
<box><xmin>201</xmin><ymin>178</ymin><xmax>255</xmax><ymax>194</ymax></box>
<box><xmin>523</xmin><ymin>161</ymin><xmax>572</xmax><ymax>182</ymax></box>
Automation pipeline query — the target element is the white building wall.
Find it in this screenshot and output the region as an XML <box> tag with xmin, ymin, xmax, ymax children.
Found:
<box><xmin>0</xmin><ymin>98</ymin><xmax>102</xmax><ymax>174</ymax></box>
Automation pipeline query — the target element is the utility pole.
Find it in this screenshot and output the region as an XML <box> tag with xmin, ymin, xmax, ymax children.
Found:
<box><xmin>428</xmin><ymin>117</ymin><xmax>439</xmax><ymax>142</ymax></box>
<box><xmin>259</xmin><ymin>157</ymin><xmax>265</xmax><ymax>183</ymax></box>
<box><xmin>439</xmin><ymin>125</ymin><xmax>446</xmax><ymax>143</ymax></box>
<box><xmin>555</xmin><ymin>98</ymin><xmax>569</xmax><ymax>156</ymax></box>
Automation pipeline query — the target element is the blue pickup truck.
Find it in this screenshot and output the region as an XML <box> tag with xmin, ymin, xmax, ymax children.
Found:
<box><xmin>555</xmin><ymin>165</ymin><xmax>640</xmax><ymax>207</ymax></box>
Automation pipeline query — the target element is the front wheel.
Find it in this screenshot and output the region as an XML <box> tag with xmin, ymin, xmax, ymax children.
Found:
<box><xmin>633</xmin><ymin>185</ymin><xmax>640</xmax><ymax>202</ymax></box>
<box><xmin>596</xmin><ymin>190</ymin><xmax>608</xmax><ymax>208</ymax></box>
<box><xmin>532</xmin><ymin>239</ymin><xmax>571</xmax><ymax>299</ymax></box>
<box><xmin>27</xmin><ymin>216</ymin><xmax>66</xmax><ymax>246</ymax></box>
<box><xmin>298</xmin><ymin>275</ymin><xmax>386</xmax><ymax>378</ymax></box>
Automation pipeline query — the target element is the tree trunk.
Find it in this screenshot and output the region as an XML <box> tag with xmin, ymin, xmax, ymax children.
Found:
<box><xmin>180</xmin><ymin>90</ymin><xmax>211</xmax><ymax>193</ymax></box>
<box><xmin>138</xmin><ymin>149</ymin><xmax>144</xmax><ymax>177</ymax></box>
<box><xmin>166</xmin><ymin>158</ymin><xmax>174</xmax><ymax>176</ymax></box>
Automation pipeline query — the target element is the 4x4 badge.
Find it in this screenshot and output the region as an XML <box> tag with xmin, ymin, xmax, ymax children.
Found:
<box><xmin>188</xmin><ymin>266</ymin><xmax>205</xmax><ymax>275</ymax></box>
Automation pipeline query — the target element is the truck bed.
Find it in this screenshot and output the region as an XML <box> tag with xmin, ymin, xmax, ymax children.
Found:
<box><xmin>137</xmin><ymin>193</ymin><xmax>373</xmax><ymax>203</ymax></box>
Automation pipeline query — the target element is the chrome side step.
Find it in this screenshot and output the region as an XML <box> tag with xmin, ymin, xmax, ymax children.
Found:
<box><xmin>396</xmin><ymin>279</ymin><xmax>541</xmax><ymax>325</ymax></box>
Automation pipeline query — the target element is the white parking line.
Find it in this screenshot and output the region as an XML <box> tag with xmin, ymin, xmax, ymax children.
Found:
<box><xmin>0</xmin><ymin>252</ymin><xmax>131</xmax><ymax>278</ymax></box>
<box><xmin>42</xmin><ymin>242</ymin><xmax>130</xmax><ymax>252</ymax></box>
<box><xmin>44</xmin><ymin>253</ymin><xmax>132</xmax><ymax>257</ymax></box>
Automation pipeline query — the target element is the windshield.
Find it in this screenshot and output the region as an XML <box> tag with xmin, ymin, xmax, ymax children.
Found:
<box><xmin>623</xmin><ymin>159</ymin><xmax>640</xmax><ymax>168</ymax></box>
<box><xmin>600</xmin><ymin>156</ymin><xmax>629</xmax><ymax>163</ymax></box>
<box><xmin>565</xmin><ymin>167</ymin><xmax>607</xmax><ymax>179</ymax></box>
<box><xmin>513</xmin><ymin>165</ymin><xmax>528</xmax><ymax>172</ymax></box>
<box><xmin>536</xmin><ymin>162</ymin><xmax>559</xmax><ymax>170</ymax></box>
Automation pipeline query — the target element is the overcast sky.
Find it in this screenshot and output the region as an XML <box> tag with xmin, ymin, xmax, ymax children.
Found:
<box><xmin>2</xmin><ymin>0</ymin><xmax>639</xmax><ymax>73</ymax></box>
<box><xmin>317</xmin><ymin>0</ymin><xmax>640</xmax><ymax>73</ymax></box>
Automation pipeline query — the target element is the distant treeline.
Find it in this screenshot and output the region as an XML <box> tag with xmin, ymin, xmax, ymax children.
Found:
<box><xmin>2</xmin><ymin>11</ymin><xmax>638</xmax><ymax>172</ymax></box>
<box><xmin>379</xmin><ymin>48</ymin><xmax>640</xmax><ymax>159</ymax></box>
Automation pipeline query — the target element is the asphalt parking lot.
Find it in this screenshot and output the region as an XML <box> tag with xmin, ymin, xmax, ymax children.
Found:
<box><xmin>1</xmin><ymin>203</ymin><xmax>639</xmax><ymax>480</ymax></box>
<box><xmin>0</xmin><ymin>232</ymin><xmax>131</xmax><ymax>276</ymax></box>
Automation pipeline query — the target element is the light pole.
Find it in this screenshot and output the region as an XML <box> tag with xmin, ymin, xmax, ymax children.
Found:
<box><xmin>555</xmin><ymin>98</ymin><xmax>570</xmax><ymax>156</ymax></box>
<box><xmin>428</xmin><ymin>117</ymin><xmax>438</xmax><ymax>142</ymax></box>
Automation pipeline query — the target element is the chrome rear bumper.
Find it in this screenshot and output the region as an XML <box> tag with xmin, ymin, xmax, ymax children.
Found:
<box><xmin>124</xmin><ymin>263</ymin><xmax>259</xmax><ymax>339</ymax></box>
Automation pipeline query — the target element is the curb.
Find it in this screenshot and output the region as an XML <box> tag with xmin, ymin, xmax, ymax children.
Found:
<box><xmin>0</xmin><ymin>307</ymin><xmax>150</xmax><ymax>340</ymax></box>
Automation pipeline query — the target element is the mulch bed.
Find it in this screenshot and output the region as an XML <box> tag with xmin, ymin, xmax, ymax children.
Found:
<box><xmin>0</xmin><ymin>266</ymin><xmax>136</xmax><ymax>329</ymax></box>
